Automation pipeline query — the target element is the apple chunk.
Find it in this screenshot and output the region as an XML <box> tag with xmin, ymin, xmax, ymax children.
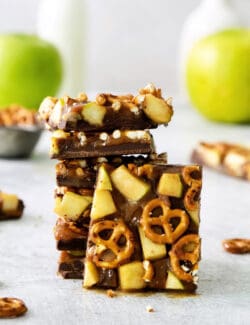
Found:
<box><xmin>157</xmin><ymin>173</ymin><xmax>183</xmax><ymax>198</ymax></box>
<box><xmin>90</xmin><ymin>190</ymin><xmax>117</xmax><ymax>220</ymax></box>
<box><xmin>187</xmin><ymin>209</ymin><xmax>200</xmax><ymax>226</ymax></box>
<box><xmin>143</xmin><ymin>94</ymin><xmax>173</xmax><ymax>124</ymax></box>
<box><xmin>111</xmin><ymin>165</ymin><xmax>150</xmax><ymax>201</ymax></box>
<box><xmin>119</xmin><ymin>261</ymin><xmax>146</xmax><ymax>290</ymax></box>
<box><xmin>0</xmin><ymin>193</ymin><xmax>19</xmax><ymax>212</ymax></box>
<box><xmin>81</xmin><ymin>102</ymin><xmax>106</xmax><ymax>126</ymax></box>
<box><xmin>138</xmin><ymin>226</ymin><xmax>166</xmax><ymax>260</ymax></box>
<box><xmin>96</xmin><ymin>165</ymin><xmax>112</xmax><ymax>191</ymax></box>
<box><xmin>54</xmin><ymin>191</ymin><xmax>92</xmax><ymax>221</ymax></box>
<box><xmin>166</xmin><ymin>271</ymin><xmax>184</xmax><ymax>290</ymax></box>
<box><xmin>83</xmin><ymin>261</ymin><xmax>99</xmax><ymax>288</ymax></box>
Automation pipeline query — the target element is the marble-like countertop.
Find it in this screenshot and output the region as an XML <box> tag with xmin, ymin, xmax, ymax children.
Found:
<box><xmin>1</xmin><ymin>102</ymin><xmax>249</xmax><ymax>325</ymax></box>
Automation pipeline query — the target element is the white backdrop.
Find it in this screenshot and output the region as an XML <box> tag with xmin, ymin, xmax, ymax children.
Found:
<box><xmin>0</xmin><ymin>0</ymin><xmax>249</xmax><ymax>95</ymax></box>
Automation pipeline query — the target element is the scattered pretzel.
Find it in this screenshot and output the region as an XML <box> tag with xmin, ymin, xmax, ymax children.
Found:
<box><xmin>89</xmin><ymin>219</ymin><xmax>135</xmax><ymax>268</ymax></box>
<box><xmin>140</xmin><ymin>198</ymin><xmax>189</xmax><ymax>244</ymax></box>
<box><xmin>222</xmin><ymin>238</ymin><xmax>250</xmax><ymax>254</ymax></box>
<box><xmin>169</xmin><ymin>234</ymin><xmax>200</xmax><ymax>282</ymax></box>
<box><xmin>0</xmin><ymin>297</ymin><xmax>27</xmax><ymax>318</ymax></box>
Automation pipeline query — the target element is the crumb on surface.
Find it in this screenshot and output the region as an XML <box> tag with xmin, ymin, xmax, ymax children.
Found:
<box><xmin>146</xmin><ymin>305</ymin><xmax>155</xmax><ymax>313</ymax></box>
<box><xmin>106</xmin><ymin>289</ymin><xmax>116</xmax><ymax>298</ymax></box>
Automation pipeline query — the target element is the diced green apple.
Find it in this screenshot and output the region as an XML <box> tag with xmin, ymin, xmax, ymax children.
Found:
<box><xmin>54</xmin><ymin>191</ymin><xmax>92</xmax><ymax>221</ymax></box>
<box><xmin>138</xmin><ymin>226</ymin><xmax>167</xmax><ymax>260</ymax></box>
<box><xmin>0</xmin><ymin>193</ymin><xmax>19</xmax><ymax>212</ymax></box>
<box><xmin>96</xmin><ymin>165</ymin><xmax>112</xmax><ymax>191</ymax></box>
<box><xmin>111</xmin><ymin>165</ymin><xmax>150</xmax><ymax>201</ymax></box>
<box><xmin>83</xmin><ymin>261</ymin><xmax>99</xmax><ymax>288</ymax></box>
<box><xmin>90</xmin><ymin>190</ymin><xmax>116</xmax><ymax>220</ymax></box>
<box><xmin>81</xmin><ymin>102</ymin><xmax>106</xmax><ymax>126</ymax></box>
<box><xmin>143</xmin><ymin>94</ymin><xmax>173</xmax><ymax>124</ymax></box>
<box><xmin>157</xmin><ymin>173</ymin><xmax>183</xmax><ymax>198</ymax></box>
<box><xmin>119</xmin><ymin>261</ymin><xmax>146</xmax><ymax>290</ymax></box>
<box><xmin>166</xmin><ymin>271</ymin><xmax>184</xmax><ymax>290</ymax></box>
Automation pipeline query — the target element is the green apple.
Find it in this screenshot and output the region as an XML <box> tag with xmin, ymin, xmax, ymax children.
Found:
<box><xmin>0</xmin><ymin>34</ymin><xmax>63</xmax><ymax>109</ymax></box>
<box><xmin>186</xmin><ymin>29</ymin><xmax>250</xmax><ymax>123</ymax></box>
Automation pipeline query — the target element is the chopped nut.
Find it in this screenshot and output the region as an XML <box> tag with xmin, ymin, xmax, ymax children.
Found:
<box><xmin>112</xmin><ymin>101</ymin><xmax>121</xmax><ymax>111</ymax></box>
<box><xmin>166</xmin><ymin>97</ymin><xmax>173</xmax><ymax>106</ymax></box>
<box><xmin>77</xmin><ymin>132</ymin><xmax>87</xmax><ymax>146</ymax></box>
<box><xmin>99</xmin><ymin>132</ymin><xmax>108</xmax><ymax>141</ymax></box>
<box><xmin>144</xmin><ymin>83</ymin><xmax>156</xmax><ymax>94</ymax></box>
<box><xmin>146</xmin><ymin>305</ymin><xmax>155</xmax><ymax>313</ymax></box>
<box><xmin>106</xmin><ymin>289</ymin><xmax>117</xmax><ymax>298</ymax></box>
<box><xmin>96</xmin><ymin>94</ymin><xmax>106</xmax><ymax>105</ymax></box>
<box><xmin>112</xmin><ymin>130</ymin><xmax>121</xmax><ymax>139</ymax></box>
<box><xmin>143</xmin><ymin>260</ymin><xmax>154</xmax><ymax>282</ymax></box>
<box><xmin>126</xmin><ymin>130</ymin><xmax>150</xmax><ymax>140</ymax></box>
<box><xmin>76</xmin><ymin>167</ymin><xmax>84</xmax><ymax>177</ymax></box>
<box><xmin>130</xmin><ymin>106</ymin><xmax>139</xmax><ymax>115</ymax></box>
<box><xmin>77</xmin><ymin>92</ymin><xmax>88</xmax><ymax>102</ymax></box>
<box><xmin>133</xmin><ymin>94</ymin><xmax>145</xmax><ymax>105</ymax></box>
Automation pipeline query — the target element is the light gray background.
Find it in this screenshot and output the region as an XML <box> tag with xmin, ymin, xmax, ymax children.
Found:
<box><xmin>0</xmin><ymin>0</ymin><xmax>249</xmax><ymax>95</ymax></box>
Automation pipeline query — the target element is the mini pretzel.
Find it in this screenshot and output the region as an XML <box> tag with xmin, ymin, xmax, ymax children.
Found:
<box><xmin>222</xmin><ymin>238</ymin><xmax>250</xmax><ymax>254</ymax></box>
<box><xmin>140</xmin><ymin>199</ymin><xmax>189</xmax><ymax>244</ymax></box>
<box><xmin>169</xmin><ymin>234</ymin><xmax>200</xmax><ymax>282</ymax></box>
<box><xmin>89</xmin><ymin>219</ymin><xmax>134</xmax><ymax>268</ymax></box>
<box><xmin>182</xmin><ymin>166</ymin><xmax>201</xmax><ymax>186</ymax></box>
<box><xmin>184</xmin><ymin>182</ymin><xmax>201</xmax><ymax>211</ymax></box>
<box><xmin>0</xmin><ymin>297</ymin><xmax>27</xmax><ymax>318</ymax></box>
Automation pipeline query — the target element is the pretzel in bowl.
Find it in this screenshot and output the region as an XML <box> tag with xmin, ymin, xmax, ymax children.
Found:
<box><xmin>140</xmin><ymin>198</ymin><xmax>189</xmax><ymax>244</ymax></box>
<box><xmin>169</xmin><ymin>234</ymin><xmax>200</xmax><ymax>282</ymax></box>
<box><xmin>88</xmin><ymin>219</ymin><xmax>135</xmax><ymax>268</ymax></box>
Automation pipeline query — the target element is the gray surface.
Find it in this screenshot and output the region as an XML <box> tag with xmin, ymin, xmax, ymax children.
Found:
<box><xmin>0</xmin><ymin>103</ymin><xmax>250</xmax><ymax>325</ymax></box>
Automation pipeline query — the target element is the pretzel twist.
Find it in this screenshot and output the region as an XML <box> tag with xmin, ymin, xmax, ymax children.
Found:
<box><xmin>184</xmin><ymin>183</ymin><xmax>201</xmax><ymax>211</ymax></box>
<box><xmin>182</xmin><ymin>166</ymin><xmax>202</xmax><ymax>187</ymax></box>
<box><xmin>140</xmin><ymin>199</ymin><xmax>189</xmax><ymax>244</ymax></box>
<box><xmin>89</xmin><ymin>219</ymin><xmax>134</xmax><ymax>268</ymax></box>
<box><xmin>169</xmin><ymin>234</ymin><xmax>200</xmax><ymax>282</ymax></box>
<box><xmin>182</xmin><ymin>166</ymin><xmax>202</xmax><ymax>212</ymax></box>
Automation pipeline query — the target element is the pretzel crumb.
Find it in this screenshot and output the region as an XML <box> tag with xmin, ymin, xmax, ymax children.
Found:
<box><xmin>106</xmin><ymin>289</ymin><xmax>116</xmax><ymax>298</ymax></box>
<box><xmin>146</xmin><ymin>305</ymin><xmax>155</xmax><ymax>313</ymax></box>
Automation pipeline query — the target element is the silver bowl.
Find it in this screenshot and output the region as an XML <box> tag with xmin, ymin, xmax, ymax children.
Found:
<box><xmin>0</xmin><ymin>125</ymin><xmax>43</xmax><ymax>158</ymax></box>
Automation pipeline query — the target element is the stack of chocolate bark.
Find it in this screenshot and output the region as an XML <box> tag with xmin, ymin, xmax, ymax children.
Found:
<box><xmin>39</xmin><ymin>83</ymin><xmax>202</xmax><ymax>292</ymax></box>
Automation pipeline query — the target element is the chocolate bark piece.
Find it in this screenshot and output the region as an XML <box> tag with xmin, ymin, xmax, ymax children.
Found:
<box><xmin>191</xmin><ymin>141</ymin><xmax>250</xmax><ymax>181</ymax></box>
<box><xmin>38</xmin><ymin>84</ymin><xmax>173</xmax><ymax>132</ymax></box>
<box><xmin>0</xmin><ymin>192</ymin><xmax>24</xmax><ymax>221</ymax></box>
<box><xmin>50</xmin><ymin>130</ymin><xmax>155</xmax><ymax>159</ymax></box>
<box><xmin>58</xmin><ymin>251</ymin><xmax>85</xmax><ymax>279</ymax></box>
<box><xmin>83</xmin><ymin>162</ymin><xmax>202</xmax><ymax>292</ymax></box>
<box><xmin>56</xmin><ymin>153</ymin><xmax>167</xmax><ymax>188</ymax></box>
<box><xmin>54</xmin><ymin>217</ymin><xmax>88</xmax><ymax>251</ymax></box>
